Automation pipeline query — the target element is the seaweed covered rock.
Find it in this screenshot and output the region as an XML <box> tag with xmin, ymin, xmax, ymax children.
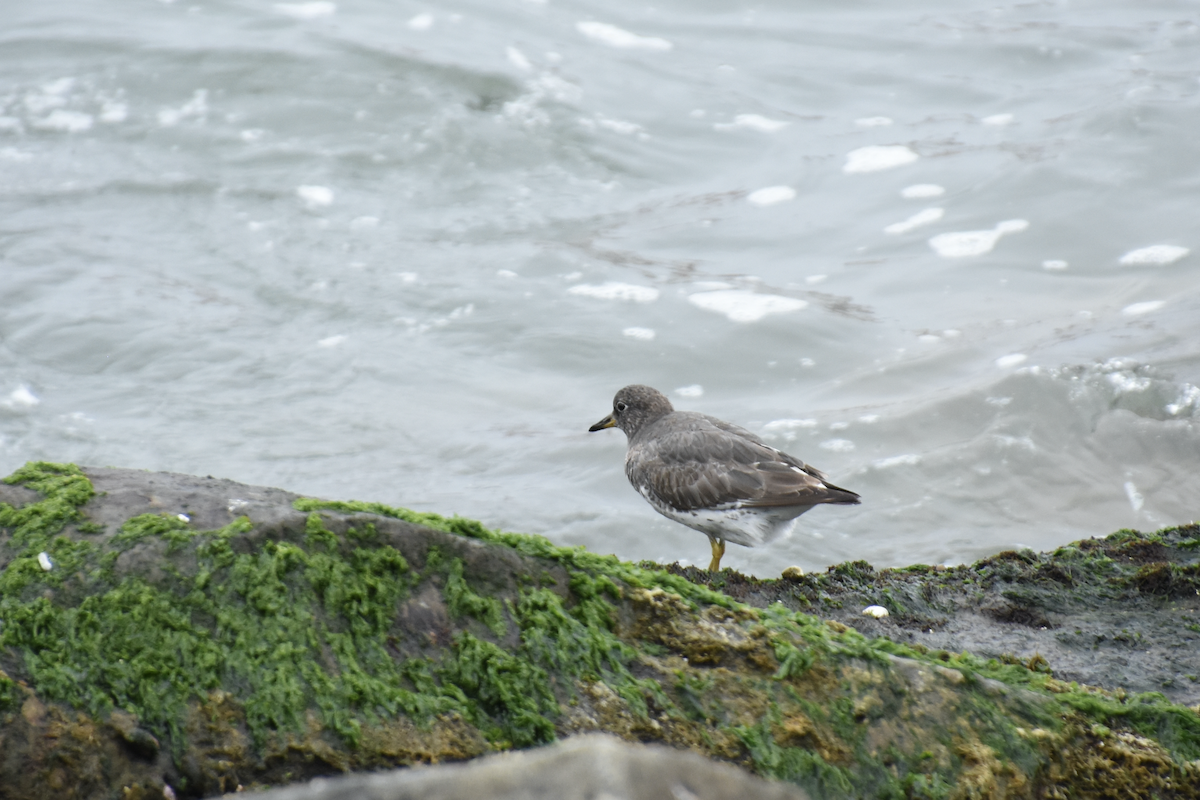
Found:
<box><xmin>660</xmin><ymin>525</ymin><xmax>1200</xmax><ymax>708</ymax></box>
<box><xmin>1</xmin><ymin>463</ymin><xmax>1199</xmax><ymax>799</ymax></box>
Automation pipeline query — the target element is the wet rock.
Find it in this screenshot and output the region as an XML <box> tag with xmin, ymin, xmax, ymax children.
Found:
<box><xmin>232</xmin><ymin>733</ymin><xmax>809</xmax><ymax>800</ymax></box>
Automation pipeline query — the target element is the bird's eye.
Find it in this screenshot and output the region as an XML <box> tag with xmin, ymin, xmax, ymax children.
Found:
<box><xmin>616</xmin><ymin>401</ymin><xmax>628</xmax><ymax>413</ymax></box>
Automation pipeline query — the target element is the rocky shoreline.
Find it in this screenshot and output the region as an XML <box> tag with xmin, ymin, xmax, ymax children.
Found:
<box><xmin>1</xmin><ymin>463</ymin><xmax>1198</xmax><ymax>799</ymax></box>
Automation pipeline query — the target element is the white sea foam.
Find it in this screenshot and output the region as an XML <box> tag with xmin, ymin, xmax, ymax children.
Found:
<box><xmin>592</xmin><ymin>115</ymin><xmax>644</xmax><ymax>136</ymax></box>
<box><xmin>874</xmin><ymin>454</ymin><xmax>920</xmax><ymax>468</ymax></box>
<box><xmin>2</xmin><ymin>385</ymin><xmax>39</xmax><ymax>409</ymax></box>
<box><xmin>396</xmin><ymin>272</ymin><xmax>418</xmax><ymax>284</ymax></box>
<box><xmin>576</xmin><ymin>21</ymin><xmax>672</xmax><ymax>51</ymax></box>
<box><xmin>982</xmin><ymin>113</ymin><xmax>1014</xmax><ymax>126</ymax></box>
<box><xmin>42</xmin><ymin>77</ymin><xmax>75</xmax><ymax>95</ymax></box>
<box><xmin>858</xmin><ymin>414</ymin><xmax>880</xmax><ymax>423</ymax></box>
<box><xmin>1123</xmin><ymin>481</ymin><xmax>1144</xmax><ymax>512</ymax></box>
<box><xmin>349</xmin><ymin>216</ymin><xmax>379</xmax><ymax>230</ymax></box>
<box><xmin>317</xmin><ymin>335</ymin><xmax>347</xmax><ymax>347</ymax></box>
<box><xmin>1121</xmin><ymin>300</ymin><xmax>1165</xmax><ymax>316</ymax></box>
<box><xmin>995</xmin><ymin>353</ymin><xmax>1027</xmax><ymax>368</ymax></box>
<box><xmin>622</xmin><ymin>327</ymin><xmax>656</xmax><ymax>340</ymax></box>
<box><xmin>1042</xmin><ymin>259</ymin><xmax>1069</xmax><ymax>270</ymax></box>
<box><xmin>158</xmin><ymin>89</ymin><xmax>208</xmax><ymax>126</ymax></box>
<box><xmin>674</xmin><ymin>384</ymin><xmax>704</xmax><ymax>398</ymax></box>
<box><xmin>884</xmin><ymin>207</ymin><xmax>943</xmax><ymax>234</ymax></box>
<box><xmin>1166</xmin><ymin>384</ymin><xmax>1200</xmax><ymax>416</ymax></box>
<box><xmin>901</xmin><ymin>184</ymin><xmax>944</xmax><ymax>198</ymax></box>
<box><xmin>714</xmin><ymin>114</ymin><xmax>789</xmax><ymax>133</ymax></box>
<box><xmin>0</xmin><ymin>148</ymin><xmax>32</xmax><ymax>162</ymax></box>
<box><xmin>297</xmin><ymin>185</ymin><xmax>333</xmax><ymax>208</ymax></box>
<box><xmin>855</xmin><ymin>116</ymin><xmax>893</xmax><ymax>127</ymax></box>
<box><xmin>687</xmin><ymin>290</ymin><xmax>807</xmax><ymax>323</ymax></box>
<box><xmin>819</xmin><ymin>439</ymin><xmax>855</xmax><ymax>452</ymax></box>
<box><xmin>1119</xmin><ymin>245</ymin><xmax>1189</xmax><ymax>265</ymax></box>
<box><xmin>33</xmin><ymin>110</ymin><xmax>93</xmax><ymax>132</ymax></box>
<box><xmin>569</xmin><ymin>282</ymin><xmax>660</xmax><ymax>303</ymax></box>
<box><xmin>762</xmin><ymin>419</ymin><xmax>818</xmax><ymax>442</ymax></box>
<box><xmin>918</xmin><ymin>334</ymin><xmax>941</xmax><ymax>343</ymax></box>
<box><xmin>843</xmin><ymin>145</ymin><xmax>918</xmax><ymax>173</ymax></box>
<box><xmin>506</xmin><ymin>46</ymin><xmax>533</xmax><ymax>72</ymax></box>
<box><xmin>928</xmin><ymin>219</ymin><xmax>1028</xmax><ymax>258</ymax></box>
<box><xmin>805</xmin><ymin>275</ymin><xmax>826</xmax><ymax>284</ymax></box>
<box><xmin>746</xmin><ymin>186</ymin><xmax>796</xmax><ymax>207</ymax></box>
<box><xmin>496</xmin><ymin>269</ymin><xmax>518</xmax><ymax>279</ymax></box>
<box><xmin>274</xmin><ymin>2</ymin><xmax>336</xmax><ymax>19</ymax></box>
<box><xmin>407</xmin><ymin>13</ymin><xmax>434</xmax><ymax>30</ymax></box>
<box><xmin>99</xmin><ymin>101</ymin><xmax>128</xmax><ymax>124</ymax></box>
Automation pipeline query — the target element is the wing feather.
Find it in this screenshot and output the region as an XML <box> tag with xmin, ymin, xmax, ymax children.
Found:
<box><xmin>625</xmin><ymin>414</ymin><xmax>860</xmax><ymax>512</ymax></box>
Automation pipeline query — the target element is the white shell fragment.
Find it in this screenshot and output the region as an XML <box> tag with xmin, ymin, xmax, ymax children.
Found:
<box><xmin>177</xmin><ymin>513</ymin><xmax>190</xmax><ymax>522</ymax></box>
<box><xmin>862</xmin><ymin>605</ymin><xmax>890</xmax><ymax>619</ymax></box>
<box><xmin>38</xmin><ymin>552</ymin><xmax>54</xmax><ymax>571</ymax></box>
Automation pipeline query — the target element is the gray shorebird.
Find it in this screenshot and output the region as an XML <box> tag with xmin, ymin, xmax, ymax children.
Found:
<box><xmin>589</xmin><ymin>385</ymin><xmax>861</xmax><ymax>571</ymax></box>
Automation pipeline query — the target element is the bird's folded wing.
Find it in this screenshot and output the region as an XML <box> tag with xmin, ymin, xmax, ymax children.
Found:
<box><xmin>627</xmin><ymin>428</ymin><xmax>858</xmax><ymax>511</ymax></box>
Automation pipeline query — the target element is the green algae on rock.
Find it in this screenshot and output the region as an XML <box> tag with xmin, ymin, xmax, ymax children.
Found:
<box><xmin>1</xmin><ymin>462</ymin><xmax>1199</xmax><ymax>799</ymax></box>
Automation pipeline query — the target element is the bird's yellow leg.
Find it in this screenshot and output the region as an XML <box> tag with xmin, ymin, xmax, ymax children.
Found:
<box><xmin>708</xmin><ymin>537</ymin><xmax>726</xmax><ymax>572</ymax></box>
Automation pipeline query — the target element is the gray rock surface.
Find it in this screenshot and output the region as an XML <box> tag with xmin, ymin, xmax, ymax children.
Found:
<box><xmin>230</xmin><ymin>734</ymin><xmax>810</xmax><ymax>800</ymax></box>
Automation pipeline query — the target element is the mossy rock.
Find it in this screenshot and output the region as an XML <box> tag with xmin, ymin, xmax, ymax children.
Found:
<box><xmin>2</xmin><ymin>462</ymin><xmax>1199</xmax><ymax>799</ymax></box>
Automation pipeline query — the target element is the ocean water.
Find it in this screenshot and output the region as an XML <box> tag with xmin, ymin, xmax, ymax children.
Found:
<box><xmin>2</xmin><ymin>0</ymin><xmax>1198</xmax><ymax>577</ymax></box>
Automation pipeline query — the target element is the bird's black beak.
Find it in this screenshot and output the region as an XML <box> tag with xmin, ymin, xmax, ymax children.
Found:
<box><xmin>588</xmin><ymin>413</ymin><xmax>617</xmax><ymax>432</ymax></box>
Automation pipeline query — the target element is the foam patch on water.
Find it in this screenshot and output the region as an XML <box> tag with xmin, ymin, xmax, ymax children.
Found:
<box><xmin>350</xmin><ymin>216</ymin><xmax>378</xmax><ymax>230</ymax></box>
<box><xmin>569</xmin><ymin>282</ymin><xmax>660</xmax><ymax>303</ymax></box>
<box><xmin>714</xmin><ymin>114</ymin><xmax>788</xmax><ymax>133</ymax></box>
<box><xmin>687</xmin><ymin>290</ymin><xmax>807</xmax><ymax>323</ymax></box>
<box><xmin>873</xmin><ymin>454</ymin><xmax>920</xmax><ymax>468</ymax></box>
<box><xmin>1123</xmin><ymin>481</ymin><xmax>1144</xmax><ymax>512</ymax></box>
<box><xmin>317</xmin><ymin>335</ymin><xmax>346</xmax><ymax>348</ymax></box>
<box><xmin>33</xmin><ymin>109</ymin><xmax>93</xmax><ymax>132</ymax></box>
<box><xmin>1121</xmin><ymin>300</ymin><xmax>1164</xmax><ymax>316</ymax></box>
<box><xmin>407</xmin><ymin>12</ymin><xmax>434</xmax><ymax>30</ymax></box>
<box><xmin>762</xmin><ymin>419</ymin><xmax>818</xmax><ymax>441</ymax></box>
<box><xmin>623</xmin><ymin>327</ymin><xmax>655</xmax><ymax>340</ymax></box>
<box><xmin>843</xmin><ymin>145</ymin><xmax>918</xmax><ymax>174</ymax></box>
<box><xmin>506</xmin><ymin>46</ymin><xmax>533</xmax><ymax>72</ymax></box>
<box><xmin>576</xmin><ymin>21</ymin><xmax>672</xmax><ymax>51</ymax></box>
<box><xmin>855</xmin><ymin>116</ymin><xmax>893</xmax><ymax>127</ymax></box>
<box><xmin>819</xmin><ymin>439</ymin><xmax>855</xmax><ymax>452</ymax></box>
<box><xmin>100</xmin><ymin>102</ymin><xmax>128</xmax><ymax>124</ymax></box>
<box><xmin>158</xmin><ymin>89</ymin><xmax>208</xmax><ymax>126</ymax></box>
<box><xmin>674</xmin><ymin>385</ymin><xmax>703</xmax><ymax>398</ymax></box>
<box><xmin>746</xmin><ymin>186</ymin><xmax>796</xmax><ymax>207</ymax></box>
<box><xmin>901</xmin><ymin>184</ymin><xmax>944</xmax><ymax>198</ymax></box>
<box><xmin>884</xmin><ymin>207</ymin><xmax>943</xmax><ymax>234</ymax></box>
<box><xmin>928</xmin><ymin>219</ymin><xmax>1028</xmax><ymax>258</ymax></box>
<box><xmin>1042</xmin><ymin>259</ymin><xmax>1069</xmax><ymax>271</ymax></box>
<box><xmin>995</xmin><ymin>353</ymin><xmax>1028</xmax><ymax>368</ymax></box>
<box><xmin>274</xmin><ymin>2</ymin><xmax>336</xmax><ymax>19</ymax></box>
<box><xmin>2</xmin><ymin>385</ymin><xmax>39</xmax><ymax>409</ymax></box>
<box><xmin>981</xmin><ymin>113</ymin><xmax>1014</xmax><ymax>126</ymax></box>
<box><xmin>297</xmin><ymin>185</ymin><xmax>333</xmax><ymax>208</ymax></box>
<box><xmin>1118</xmin><ymin>245</ymin><xmax>1189</xmax><ymax>265</ymax></box>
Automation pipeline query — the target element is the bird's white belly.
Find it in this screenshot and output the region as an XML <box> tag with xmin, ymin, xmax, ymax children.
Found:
<box><xmin>638</xmin><ymin>485</ymin><xmax>813</xmax><ymax>548</ymax></box>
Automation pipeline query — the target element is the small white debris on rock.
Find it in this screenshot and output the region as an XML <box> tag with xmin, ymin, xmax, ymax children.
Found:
<box><xmin>862</xmin><ymin>605</ymin><xmax>889</xmax><ymax>619</ymax></box>
<box><xmin>38</xmin><ymin>552</ymin><xmax>53</xmax><ymax>571</ymax></box>
<box><xmin>177</xmin><ymin>513</ymin><xmax>190</xmax><ymax>522</ymax></box>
